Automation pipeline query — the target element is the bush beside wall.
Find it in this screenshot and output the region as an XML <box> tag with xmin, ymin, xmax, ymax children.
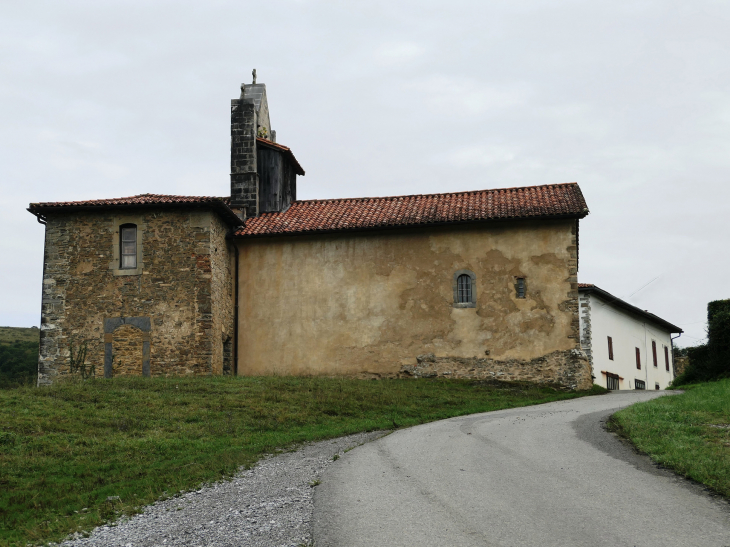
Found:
<box><xmin>674</xmin><ymin>299</ymin><xmax>730</xmax><ymax>386</ymax></box>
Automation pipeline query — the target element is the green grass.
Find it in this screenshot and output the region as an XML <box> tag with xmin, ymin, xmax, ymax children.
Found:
<box><xmin>0</xmin><ymin>327</ymin><xmax>40</xmax><ymax>345</ymax></box>
<box><xmin>611</xmin><ymin>378</ymin><xmax>730</xmax><ymax>498</ymax></box>
<box><xmin>0</xmin><ymin>376</ymin><xmax>595</xmax><ymax>546</ymax></box>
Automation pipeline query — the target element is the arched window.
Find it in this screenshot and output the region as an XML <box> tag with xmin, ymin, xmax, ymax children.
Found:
<box><xmin>457</xmin><ymin>274</ymin><xmax>472</xmax><ymax>303</ymax></box>
<box><xmin>120</xmin><ymin>224</ymin><xmax>137</xmax><ymax>269</ymax></box>
<box><xmin>452</xmin><ymin>269</ymin><xmax>476</xmax><ymax>308</ymax></box>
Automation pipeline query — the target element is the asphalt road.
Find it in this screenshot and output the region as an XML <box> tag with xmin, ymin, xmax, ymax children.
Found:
<box><xmin>314</xmin><ymin>391</ymin><xmax>730</xmax><ymax>547</ymax></box>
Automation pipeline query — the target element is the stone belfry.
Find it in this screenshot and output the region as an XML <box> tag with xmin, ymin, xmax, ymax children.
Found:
<box><xmin>230</xmin><ymin>70</ymin><xmax>303</xmax><ymax>218</ymax></box>
<box><xmin>229</xmin><ymin>69</ymin><xmax>272</xmax><ymax>218</ymax></box>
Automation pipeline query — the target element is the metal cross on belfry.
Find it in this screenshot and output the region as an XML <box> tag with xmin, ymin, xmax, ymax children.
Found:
<box><xmin>252</xmin><ymin>68</ymin><xmax>257</xmax><ymax>84</ymax></box>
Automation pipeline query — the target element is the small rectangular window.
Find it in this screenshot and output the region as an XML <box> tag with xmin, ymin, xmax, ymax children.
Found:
<box><xmin>516</xmin><ymin>278</ymin><xmax>526</xmax><ymax>299</ymax></box>
<box><xmin>664</xmin><ymin>345</ymin><xmax>670</xmax><ymax>371</ymax></box>
<box><xmin>655</xmin><ymin>383</ymin><xmax>660</xmax><ymax>390</ymax></box>
<box><xmin>652</xmin><ymin>341</ymin><xmax>658</xmax><ymax>367</ymax></box>
<box><xmin>607</xmin><ymin>336</ymin><xmax>614</xmax><ymax>360</ymax></box>
<box><xmin>635</xmin><ymin>379</ymin><xmax>646</xmax><ymax>390</ymax></box>
<box><xmin>635</xmin><ymin>347</ymin><xmax>641</xmax><ymax>370</ymax></box>
<box><xmin>120</xmin><ymin>225</ymin><xmax>137</xmax><ymax>269</ymax></box>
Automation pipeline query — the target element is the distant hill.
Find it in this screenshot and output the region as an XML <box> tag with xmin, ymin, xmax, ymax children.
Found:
<box><xmin>0</xmin><ymin>327</ymin><xmax>40</xmax><ymax>387</ymax></box>
<box><xmin>0</xmin><ymin>326</ymin><xmax>41</xmax><ymax>345</ymax></box>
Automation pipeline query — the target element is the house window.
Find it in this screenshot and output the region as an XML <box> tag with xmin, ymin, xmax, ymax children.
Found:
<box><xmin>452</xmin><ymin>270</ymin><xmax>476</xmax><ymax>308</ymax></box>
<box><xmin>120</xmin><ymin>224</ymin><xmax>137</xmax><ymax>269</ymax></box>
<box><xmin>516</xmin><ymin>278</ymin><xmax>526</xmax><ymax>299</ymax></box>
<box><xmin>635</xmin><ymin>347</ymin><xmax>641</xmax><ymax>370</ymax></box>
<box><xmin>655</xmin><ymin>383</ymin><xmax>660</xmax><ymax>390</ymax></box>
<box><xmin>457</xmin><ymin>274</ymin><xmax>472</xmax><ymax>303</ymax></box>
<box><xmin>607</xmin><ymin>336</ymin><xmax>614</xmax><ymax>360</ymax></box>
<box><xmin>664</xmin><ymin>345</ymin><xmax>670</xmax><ymax>371</ymax></box>
<box><xmin>652</xmin><ymin>340</ymin><xmax>658</xmax><ymax>367</ymax></box>
<box><xmin>635</xmin><ymin>379</ymin><xmax>646</xmax><ymax>390</ymax></box>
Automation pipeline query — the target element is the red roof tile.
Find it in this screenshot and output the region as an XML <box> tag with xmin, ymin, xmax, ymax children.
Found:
<box><xmin>28</xmin><ymin>194</ymin><xmax>243</xmax><ymax>225</ymax></box>
<box><xmin>236</xmin><ymin>183</ymin><xmax>589</xmax><ymax>237</ymax></box>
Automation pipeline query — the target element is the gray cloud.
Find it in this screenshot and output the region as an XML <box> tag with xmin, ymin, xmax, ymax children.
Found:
<box><xmin>1</xmin><ymin>0</ymin><xmax>728</xmax><ymax>345</ymax></box>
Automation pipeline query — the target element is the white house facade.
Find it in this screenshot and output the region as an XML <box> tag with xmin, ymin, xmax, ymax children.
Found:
<box><xmin>578</xmin><ymin>284</ymin><xmax>682</xmax><ymax>390</ymax></box>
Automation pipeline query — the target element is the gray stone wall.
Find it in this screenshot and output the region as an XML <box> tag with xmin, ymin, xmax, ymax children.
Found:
<box><xmin>579</xmin><ymin>293</ymin><xmax>592</xmax><ymax>370</ymax></box>
<box><xmin>230</xmin><ymin>96</ymin><xmax>259</xmax><ymax>217</ymax></box>
<box><xmin>208</xmin><ymin>213</ymin><xmax>235</xmax><ymax>375</ymax></box>
<box><xmin>37</xmin><ymin>208</ymin><xmax>233</xmax><ymax>385</ymax></box>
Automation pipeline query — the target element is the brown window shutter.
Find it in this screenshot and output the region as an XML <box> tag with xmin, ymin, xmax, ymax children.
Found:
<box><xmin>652</xmin><ymin>341</ymin><xmax>658</xmax><ymax>367</ymax></box>
<box><xmin>635</xmin><ymin>347</ymin><xmax>641</xmax><ymax>370</ymax></box>
<box><xmin>607</xmin><ymin>336</ymin><xmax>614</xmax><ymax>360</ymax></box>
<box><xmin>664</xmin><ymin>345</ymin><xmax>670</xmax><ymax>371</ymax></box>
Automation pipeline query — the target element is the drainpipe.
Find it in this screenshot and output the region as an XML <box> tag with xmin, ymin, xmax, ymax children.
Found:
<box><xmin>670</xmin><ymin>333</ymin><xmax>682</xmax><ymax>379</ymax></box>
<box><xmin>233</xmin><ymin>241</ymin><xmax>239</xmax><ymax>376</ymax></box>
<box><xmin>644</xmin><ymin>322</ymin><xmax>649</xmax><ymax>388</ymax></box>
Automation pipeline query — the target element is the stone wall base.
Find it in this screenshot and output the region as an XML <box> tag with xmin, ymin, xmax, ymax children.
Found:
<box><xmin>399</xmin><ymin>349</ymin><xmax>593</xmax><ymax>390</ymax></box>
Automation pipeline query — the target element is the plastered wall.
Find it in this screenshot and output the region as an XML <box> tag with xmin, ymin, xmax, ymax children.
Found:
<box><xmin>237</xmin><ymin>219</ymin><xmax>591</xmax><ymax>388</ymax></box>
<box><xmin>581</xmin><ymin>293</ymin><xmax>675</xmax><ymax>390</ymax></box>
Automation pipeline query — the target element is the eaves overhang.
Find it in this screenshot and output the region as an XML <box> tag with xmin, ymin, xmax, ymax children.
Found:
<box><xmin>578</xmin><ymin>284</ymin><xmax>683</xmax><ymax>334</ymax></box>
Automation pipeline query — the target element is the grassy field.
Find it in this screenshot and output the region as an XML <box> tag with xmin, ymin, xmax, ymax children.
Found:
<box><xmin>611</xmin><ymin>379</ymin><xmax>730</xmax><ymax>498</ymax></box>
<box><xmin>0</xmin><ymin>327</ymin><xmax>40</xmax><ymax>345</ymax></box>
<box><xmin>0</xmin><ymin>376</ymin><xmax>599</xmax><ymax>546</ymax></box>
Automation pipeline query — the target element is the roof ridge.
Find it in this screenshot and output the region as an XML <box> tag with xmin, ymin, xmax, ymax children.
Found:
<box><xmin>291</xmin><ymin>182</ymin><xmax>580</xmax><ymax>205</ymax></box>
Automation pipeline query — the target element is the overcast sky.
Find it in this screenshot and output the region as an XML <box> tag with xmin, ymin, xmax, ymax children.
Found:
<box><xmin>1</xmin><ymin>0</ymin><xmax>729</xmax><ymax>346</ymax></box>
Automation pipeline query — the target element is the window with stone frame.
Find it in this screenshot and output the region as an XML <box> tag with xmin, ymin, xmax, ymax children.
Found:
<box><xmin>120</xmin><ymin>224</ymin><xmax>137</xmax><ymax>269</ymax></box>
<box><xmin>452</xmin><ymin>269</ymin><xmax>476</xmax><ymax>308</ymax></box>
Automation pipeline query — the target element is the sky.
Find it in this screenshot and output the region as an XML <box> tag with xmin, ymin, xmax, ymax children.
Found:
<box><xmin>1</xmin><ymin>0</ymin><xmax>729</xmax><ymax>347</ymax></box>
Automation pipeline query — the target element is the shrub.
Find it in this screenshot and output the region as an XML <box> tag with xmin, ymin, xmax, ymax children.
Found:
<box><xmin>0</xmin><ymin>340</ymin><xmax>38</xmax><ymax>388</ymax></box>
<box><xmin>673</xmin><ymin>299</ymin><xmax>730</xmax><ymax>386</ymax></box>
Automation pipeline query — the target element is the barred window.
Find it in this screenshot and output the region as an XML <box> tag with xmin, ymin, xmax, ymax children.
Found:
<box><xmin>516</xmin><ymin>278</ymin><xmax>526</xmax><ymax>299</ymax></box>
<box><xmin>457</xmin><ymin>274</ymin><xmax>472</xmax><ymax>303</ymax></box>
<box><xmin>120</xmin><ymin>224</ymin><xmax>137</xmax><ymax>269</ymax></box>
<box><xmin>453</xmin><ymin>269</ymin><xmax>476</xmax><ymax>307</ymax></box>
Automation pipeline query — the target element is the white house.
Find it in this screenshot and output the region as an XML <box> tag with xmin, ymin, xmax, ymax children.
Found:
<box><xmin>578</xmin><ymin>284</ymin><xmax>683</xmax><ymax>390</ymax></box>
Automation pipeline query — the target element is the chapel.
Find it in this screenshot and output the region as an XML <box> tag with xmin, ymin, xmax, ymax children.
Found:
<box><xmin>28</xmin><ymin>77</ymin><xmax>593</xmax><ymax>388</ymax></box>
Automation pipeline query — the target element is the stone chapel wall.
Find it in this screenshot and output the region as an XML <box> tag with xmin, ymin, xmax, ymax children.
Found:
<box><xmin>38</xmin><ymin>208</ymin><xmax>233</xmax><ymax>385</ymax></box>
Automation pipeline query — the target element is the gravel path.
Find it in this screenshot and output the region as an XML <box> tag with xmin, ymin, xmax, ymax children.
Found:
<box><xmin>55</xmin><ymin>431</ymin><xmax>386</xmax><ymax>547</ymax></box>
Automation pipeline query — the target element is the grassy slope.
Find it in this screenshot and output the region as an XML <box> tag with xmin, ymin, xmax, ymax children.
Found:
<box><xmin>0</xmin><ymin>327</ymin><xmax>40</xmax><ymax>345</ymax></box>
<box><xmin>0</xmin><ymin>376</ymin><xmax>594</xmax><ymax>546</ymax></box>
<box><xmin>611</xmin><ymin>379</ymin><xmax>730</xmax><ymax>497</ymax></box>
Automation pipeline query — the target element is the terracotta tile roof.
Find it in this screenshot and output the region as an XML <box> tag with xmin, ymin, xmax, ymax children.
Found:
<box><xmin>236</xmin><ymin>183</ymin><xmax>588</xmax><ymax>237</ymax></box>
<box><xmin>257</xmin><ymin>138</ymin><xmax>305</xmax><ymax>176</ymax></box>
<box><xmin>578</xmin><ymin>283</ymin><xmax>594</xmax><ymax>288</ymax></box>
<box><xmin>28</xmin><ymin>194</ymin><xmax>243</xmax><ymax>225</ymax></box>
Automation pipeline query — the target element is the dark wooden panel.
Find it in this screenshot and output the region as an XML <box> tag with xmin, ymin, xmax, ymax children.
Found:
<box><xmin>258</xmin><ymin>148</ymin><xmax>283</xmax><ymax>213</ymax></box>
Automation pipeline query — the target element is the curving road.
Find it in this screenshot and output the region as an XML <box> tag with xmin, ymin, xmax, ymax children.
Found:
<box><xmin>314</xmin><ymin>391</ymin><xmax>730</xmax><ymax>547</ymax></box>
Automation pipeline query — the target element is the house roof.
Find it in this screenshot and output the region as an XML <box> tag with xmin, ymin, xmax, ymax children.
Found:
<box><xmin>27</xmin><ymin>194</ymin><xmax>244</xmax><ymax>226</ymax></box>
<box><xmin>256</xmin><ymin>138</ymin><xmax>305</xmax><ymax>176</ymax></box>
<box><xmin>578</xmin><ymin>284</ymin><xmax>683</xmax><ymax>333</ymax></box>
<box><xmin>235</xmin><ymin>182</ymin><xmax>589</xmax><ymax>237</ymax></box>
